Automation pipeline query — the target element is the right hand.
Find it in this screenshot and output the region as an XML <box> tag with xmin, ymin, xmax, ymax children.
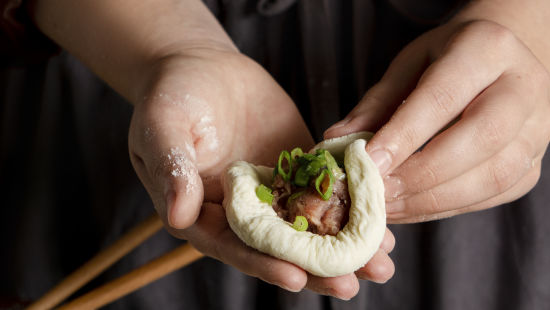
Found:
<box><xmin>128</xmin><ymin>48</ymin><xmax>395</xmax><ymax>299</ymax></box>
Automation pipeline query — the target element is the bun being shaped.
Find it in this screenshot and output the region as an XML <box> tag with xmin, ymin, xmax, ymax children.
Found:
<box><xmin>222</xmin><ymin>132</ymin><xmax>386</xmax><ymax>277</ymax></box>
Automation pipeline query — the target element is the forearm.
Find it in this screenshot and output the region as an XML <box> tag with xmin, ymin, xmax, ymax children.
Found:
<box><xmin>31</xmin><ymin>0</ymin><xmax>237</xmax><ymax>103</ymax></box>
<box><xmin>452</xmin><ymin>0</ymin><xmax>550</xmax><ymax>70</ymax></box>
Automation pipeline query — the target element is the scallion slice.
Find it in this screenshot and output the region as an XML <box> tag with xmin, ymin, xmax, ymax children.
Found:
<box><xmin>256</xmin><ymin>184</ymin><xmax>274</xmax><ymax>205</ymax></box>
<box><xmin>296</xmin><ymin>153</ymin><xmax>317</xmax><ymax>165</ymax></box>
<box><xmin>290</xmin><ymin>147</ymin><xmax>303</xmax><ymax>159</ymax></box>
<box><xmin>294</xmin><ymin>166</ymin><xmax>310</xmax><ymax>187</ymax></box>
<box><xmin>292</xmin><ymin>215</ymin><xmax>308</xmax><ymax>231</ymax></box>
<box><xmin>305</xmin><ymin>158</ymin><xmax>325</xmax><ymax>175</ymax></box>
<box><xmin>277</xmin><ymin>150</ymin><xmax>292</xmax><ymax>181</ymax></box>
<box><xmin>315</xmin><ymin>169</ymin><xmax>334</xmax><ymax>200</ymax></box>
<box><xmin>324</xmin><ymin>150</ymin><xmax>345</xmax><ymax>180</ymax></box>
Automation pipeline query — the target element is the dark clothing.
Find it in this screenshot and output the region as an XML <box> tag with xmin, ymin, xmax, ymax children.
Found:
<box><xmin>0</xmin><ymin>0</ymin><xmax>59</xmax><ymax>66</ymax></box>
<box><xmin>1</xmin><ymin>1</ymin><xmax>550</xmax><ymax>309</ymax></box>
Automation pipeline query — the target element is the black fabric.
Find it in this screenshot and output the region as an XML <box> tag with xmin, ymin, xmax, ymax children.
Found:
<box><xmin>1</xmin><ymin>1</ymin><xmax>550</xmax><ymax>309</ymax></box>
<box><xmin>0</xmin><ymin>0</ymin><xmax>60</xmax><ymax>66</ymax></box>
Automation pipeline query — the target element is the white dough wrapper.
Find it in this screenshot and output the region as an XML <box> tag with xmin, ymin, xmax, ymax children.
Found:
<box><xmin>222</xmin><ymin>132</ymin><xmax>385</xmax><ymax>277</ymax></box>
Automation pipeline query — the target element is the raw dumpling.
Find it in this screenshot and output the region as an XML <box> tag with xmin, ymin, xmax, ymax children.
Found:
<box><xmin>222</xmin><ymin>132</ymin><xmax>385</xmax><ymax>277</ymax></box>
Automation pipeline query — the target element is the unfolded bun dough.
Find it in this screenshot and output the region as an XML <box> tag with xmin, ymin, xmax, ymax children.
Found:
<box><xmin>222</xmin><ymin>132</ymin><xmax>385</xmax><ymax>277</ymax></box>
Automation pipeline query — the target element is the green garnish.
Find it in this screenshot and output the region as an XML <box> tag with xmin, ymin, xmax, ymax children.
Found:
<box><xmin>315</xmin><ymin>168</ymin><xmax>334</xmax><ymax>200</ymax></box>
<box><xmin>256</xmin><ymin>184</ymin><xmax>274</xmax><ymax>204</ymax></box>
<box><xmin>290</xmin><ymin>147</ymin><xmax>304</xmax><ymax>160</ymax></box>
<box><xmin>277</xmin><ymin>150</ymin><xmax>292</xmax><ymax>181</ymax></box>
<box><xmin>296</xmin><ymin>153</ymin><xmax>317</xmax><ymax>165</ymax></box>
<box><xmin>273</xmin><ymin>148</ymin><xmax>341</xmax><ymax>200</ymax></box>
<box><xmin>293</xmin><ymin>151</ymin><xmax>326</xmax><ymax>186</ymax></box>
<box><xmin>292</xmin><ymin>216</ymin><xmax>308</xmax><ymax>231</ymax></box>
<box><xmin>324</xmin><ymin>150</ymin><xmax>345</xmax><ymax>180</ymax></box>
<box><xmin>294</xmin><ymin>165</ymin><xmax>311</xmax><ymax>187</ymax></box>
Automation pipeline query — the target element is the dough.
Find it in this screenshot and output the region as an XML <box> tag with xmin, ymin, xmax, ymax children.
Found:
<box><xmin>222</xmin><ymin>132</ymin><xmax>385</xmax><ymax>277</ymax></box>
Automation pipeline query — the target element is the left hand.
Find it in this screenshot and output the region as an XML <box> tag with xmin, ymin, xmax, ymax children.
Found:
<box><xmin>325</xmin><ymin>19</ymin><xmax>550</xmax><ymax>223</ymax></box>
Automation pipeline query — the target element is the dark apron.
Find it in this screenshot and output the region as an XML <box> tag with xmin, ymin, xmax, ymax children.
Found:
<box><xmin>1</xmin><ymin>1</ymin><xmax>549</xmax><ymax>309</ymax></box>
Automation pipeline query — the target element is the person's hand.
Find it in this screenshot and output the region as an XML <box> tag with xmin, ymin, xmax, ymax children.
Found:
<box><xmin>128</xmin><ymin>48</ymin><xmax>395</xmax><ymax>299</ymax></box>
<box><xmin>325</xmin><ymin>20</ymin><xmax>550</xmax><ymax>223</ymax></box>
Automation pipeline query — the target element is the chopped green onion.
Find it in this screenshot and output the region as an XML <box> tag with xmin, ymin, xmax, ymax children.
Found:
<box><xmin>256</xmin><ymin>184</ymin><xmax>274</xmax><ymax>204</ymax></box>
<box><xmin>277</xmin><ymin>150</ymin><xmax>292</xmax><ymax>181</ymax></box>
<box><xmin>305</xmin><ymin>158</ymin><xmax>325</xmax><ymax>175</ymax></box>
<box><xmin>296</xmin><ymin>153</ymin><xmax>317</xmax><ymax>165</ymax></box>
<box><xmin>294</xmin><ymin>165</ymin><xmax>310</xmax><ymax>187</ymax></box>
<box><xmin>276</xmin><ymin>148</ymin><xmax>343</xmax><ymax>189</ymax></box>
<box><xmin>292</xmin><ymin>216</ymin><xmax>308</xmax><ymax>231</ymax></box>
<box><xmin>324</xmin><ymin>150</ymin><xmax>345</xmax><ymax>180</ymax></box>
<box><xmin>292</xmin><ymin>150</ymin><xmax>327</xmax><ymax>186</ymax></box>
<box><xmin>315</xmin><ymin>169</ymin><xmax>334</xmax><ymax>200</ymax></box>
<box><xmin>287</xmin><ymin>191</ymin><xmax>305</xmax><ymax>204</ymax></box>
<box><xmin>290</xmin><ymin>147</ymin><xmax>303</xmax><ymax>159</ymax></box>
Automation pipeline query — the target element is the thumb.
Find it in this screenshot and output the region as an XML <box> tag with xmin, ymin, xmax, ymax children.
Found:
<box><xmin>162</xmin><ymin>145</ymin><xmax>204</xmax><ymax>229</ymax></box>
<box><xmin>130</xmin><ymin>130</ymin><xmax>204</xmax><ymax>230</ymax></box>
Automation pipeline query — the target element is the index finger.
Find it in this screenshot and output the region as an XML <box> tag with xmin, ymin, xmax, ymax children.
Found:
<box><xmin>366</xmin><ymin>22</ymin><xmax>514</xmax><ymax>175</ymax></box>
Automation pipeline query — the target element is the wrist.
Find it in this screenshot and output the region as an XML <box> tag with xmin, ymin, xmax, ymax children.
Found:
<box><xmin>135</xmin><ymin>41</ymin><xmax>240</xmax><ymax>105</ymax></box>
<box><xmin>31</xmin><ymin>0</ymin><xmax>238</xmax><ymax>104</ymax></box>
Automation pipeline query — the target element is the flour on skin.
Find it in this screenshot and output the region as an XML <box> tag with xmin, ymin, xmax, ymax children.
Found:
<box><xmin>167</xmin><ymin>146</ymin><xmax>198</xmax><ymax>194</ymax></box>
<box><xmin>153</xmin><ymin>91</ymin><xmax>220</xmax><ymax>168</ymax></box>
<box><xmin>192</xmin><ymin>115</ymin><xmax>220</xmax><ymax>152</ymax></box>
<box><xmin>144</xmin><ymin>127</ymin><xmax>155</xmax><ymax>142</ymax></box>
<box><xmin>154</xmin><ymin>92</ymin><xmax>220</xmax><ymax>153</ymax></box>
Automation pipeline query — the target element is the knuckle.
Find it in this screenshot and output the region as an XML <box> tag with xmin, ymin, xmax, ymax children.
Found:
<box><xmin>486</xmin><ymin>154</ymin><xmax>522</xmax><ymax>194</ymax></box>
<box><xmin>527</xmin><ymin>164</ymin><xmax>542</xmax><ymax>189</ymax></box>
<box><xmin>417</xmin><ymin>159</ymin><xmax>440</xmax><ymax>190</ymax></box>
<box><xmin>424</xmin><ymin>189</ymin><xmax>444</xmax><ymax>214</ymax></box>
<box><xmin>398</xmin><ymin>125</ymin><xmax>420</xmax><ymax>154</ymax></box>
<box><xmin>469</xmin><ymin>20</ymin><xmax>518</xmax><ymax>50</ymax></box>
<box><xmin>473</xmin><ymin>117</ymin><xmax>505</xmax><ymax>149</ymax></box>
<box><xmin>402</xmin><ymin>156</ymin><xmax>440</xmax><ymax>192</ymax></box>
<box><xmin>360</xmin><ymin>92</ymin><xmax>385</xmax><ymax>108</ymax></box>
<box><xmin>488</xmin><ymin>164</ymin><xmax>511</xmax><ymax>194</ymax></box>
<box><xmin>424</xmin><ymin>84</ymin><xmax>460</xmax><ymax>119</ymax></box>
<box><xmin>488</xmin><ymin>25</ymin><xmax>517</xmax><ymax>50</ymax></box>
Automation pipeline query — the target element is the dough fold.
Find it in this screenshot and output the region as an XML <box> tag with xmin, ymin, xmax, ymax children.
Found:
<box><xmin>222</xmin><ymin>132</ymin><xmax>385</xmax><ymax>277</ymax></box>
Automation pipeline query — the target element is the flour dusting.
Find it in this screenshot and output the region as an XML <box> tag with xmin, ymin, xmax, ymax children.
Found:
<box><xmin>144</xmin><ymin>127</ymin><xmax>155</xmax><ymax>142</ymax></box>
<box><xmin>183</xmin><ymin>142</ymin><xmax>197</xmax><ymax>162</ymax></box>
<box><xmin>193</xmin><ymin>115</ymin><xmax>220</xmax><ymax>151</ymax></box>
<box><xmin>168</xmin><ymin>147</ymin><xmax>197</xmax><ymax>194</ymax></box>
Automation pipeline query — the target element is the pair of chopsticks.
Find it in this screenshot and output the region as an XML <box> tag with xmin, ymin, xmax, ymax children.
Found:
<box><xmin>27</xmin><ymin>214</ymin><xmax>203</xmax><ymax>310</ymax></box>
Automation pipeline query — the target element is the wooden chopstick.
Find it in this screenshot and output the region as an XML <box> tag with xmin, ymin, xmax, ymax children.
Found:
<box><xmin>27</xmin><ymin>213</ymin><xmax>164</xmax><ymax>310</ymax></box>
<box><xmin>57</xmin><ymin>243</ymin><xmax>203</xmax><ymax>310</ymax></box>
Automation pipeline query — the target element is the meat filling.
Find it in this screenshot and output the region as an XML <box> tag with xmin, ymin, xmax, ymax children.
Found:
<box><xmin>271</xmin><ymin>174</ymin><xmax>351</xmax><ymax>236</ymax></box>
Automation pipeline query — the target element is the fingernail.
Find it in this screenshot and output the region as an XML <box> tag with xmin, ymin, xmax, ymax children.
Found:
<box><xmin>384</xmin><ymin>175</ymin><xmax>404</xmax><ymax>201</ymax></box>
<box><xmin>369</xmin><ymin>149</ymin><xmax>392</xmax><ymax>176</ymax></box>
<box><xmin>326</xmin><ymin>117</ymin><xmax>352</xmax><ymax>132</ymax></box>
<box><xmin>280</xmin><ymin>284</ymin><xmax>301</xmax><ymax>293</ymax></box>
<box><xmin>386</xmin><ymin>199</ymin><xmax>405</xmax><ymax>214</ymax></box>
<box><xmin>337</xmin><ymin>294</ymin><xmax>352</xmax><ymax>301</ymax></box>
